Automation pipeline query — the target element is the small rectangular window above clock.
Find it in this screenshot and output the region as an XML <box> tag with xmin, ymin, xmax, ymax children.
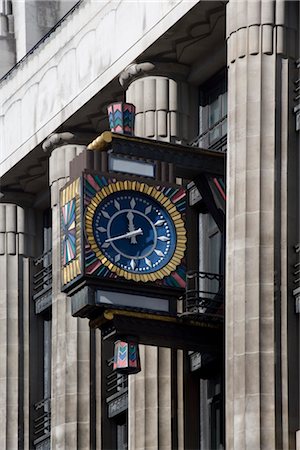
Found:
<box><xmin>108</xmin><ymin>155</ymin><xmax>155</xmax><ymax>178</ymax></box>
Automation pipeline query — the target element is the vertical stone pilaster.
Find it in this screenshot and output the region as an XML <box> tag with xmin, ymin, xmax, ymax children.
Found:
<box><xmin>47</xmin><ymin>138</ymin><xmax>100</xmax><ymax>450</ymax></box>
<box><xmin>0</xmin><ymin>203</ymin><xmax>35</xmax><ymax>450</ymax></box>
<box><xmin>226</xmin><ymin>1</ymin><xmax>297</xmax><ymax>448</ymax></box>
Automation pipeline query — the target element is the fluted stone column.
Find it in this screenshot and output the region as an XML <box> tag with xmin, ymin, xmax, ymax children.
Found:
<box><xmin>45</xmin><ymin>135</ymin><xmax>101</xmax><ymax>450</ymax></box>
<box><xmin>226</xmin><ymin>1</ymin><xmax>298</xmax><ymax>449</ymax></box>
<box><xmin>121</xmin><ymin>63</ymin><xmax>192</xmax><ymax>450</ymax></box>
<box><xmin>0</xmin><ymin>203</ymin><xmax>35</xmax><ymax>449</ymax></box>
<box><xmin>122</xmin><ymin>62</ymin><xmax>198</xmax><ymax>145</ymax></box>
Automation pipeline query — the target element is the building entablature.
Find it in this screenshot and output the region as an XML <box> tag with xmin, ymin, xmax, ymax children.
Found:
<box><xmin>0</xmin><ymin>0</ymin><xmax>199</xmax><ymax>179</ymax></box>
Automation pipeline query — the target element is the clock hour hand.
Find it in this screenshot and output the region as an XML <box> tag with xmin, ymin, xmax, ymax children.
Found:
<box><xmin>104</xmin><ymin>228</ymin><xmax>143</xmax><ymax>243</ymax></box>
<box><xmin>127</xmin><ymin>211</ymin><xmax>137</xmax><ymax>244</ymax></box>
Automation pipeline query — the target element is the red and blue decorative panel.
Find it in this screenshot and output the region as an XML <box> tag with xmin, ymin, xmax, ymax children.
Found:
<box><xmin>60</xmin><ymin>178</ymin><xmax>81</xmax><ymax>286</ymax></box>
<box><xmin>60</xmin><ymin>172</ymin><xmax>186</xmax><ymax>292</ymax></box>
<box><xmin>61</xmin><ymin>199</ymin><xmax>76</xmax><ymax>264</ymax></box>
<box><xmin>113</xmin><ymin>340</ymin><xmax>141</xmax><ymax>374</ymax></box>
<box><xmin>107</xmin><ymin>102</ymin><xmax>135</xmax><ymax>135</ymax></box>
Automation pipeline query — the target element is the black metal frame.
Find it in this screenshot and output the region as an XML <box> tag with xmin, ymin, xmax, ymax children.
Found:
<box><xmin>33</xmin><ymin>397</ymin><xmax>51</xmax><ymax>449</ymax></box>
<box><xmin>184</xmin><ymin>270</ymin><xmax>224</xmax><ymax>323</ymax></box>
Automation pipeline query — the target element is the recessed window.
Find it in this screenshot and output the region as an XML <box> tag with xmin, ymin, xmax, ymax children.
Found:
<box><xmin>192</xmin><ymin>71</ymin><xmax>227</xmax><ymax>152</ymax></box>
<box><xmin>109</xmin><ymin>155</ymin><xmax>155</xmax><ymax>178</ymax></box>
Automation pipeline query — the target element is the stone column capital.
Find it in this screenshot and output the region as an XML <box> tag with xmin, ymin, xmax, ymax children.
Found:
<box><xmin>42</xmin><ymin>131</ymin><xmax>95</xmax><ymax>154</ymax></box>
<box><xmin>119</xmin><ymin>61</ymin><xmax>190</xmax><ymax>89</ymax></box>
<box><xmin>226</xmin><ymin>0</ymin><xmax>288</xmax><ymax>61</ymax></box>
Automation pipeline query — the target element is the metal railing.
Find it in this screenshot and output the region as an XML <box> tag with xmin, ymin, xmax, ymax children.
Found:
<box><xmin>33</xmin><ymin>397</ymin><xmax>51</xmax><ymax>445</ymax></box>
<box><xmin>183</xmin><ymin>271</ymin><xmax>224</xmax><ymax>322</ymax></box>
<box><xmin>106</xmin><ymin>357</ymin><xmax>128</xmax><ymax>398</ymax></box>
<box><xmin>33</xmin><ymin>250</ymin><xmax>52</xmax><ymax>299</ymax></box>
<box><xmin>189</xmin><ymin>117</ymin><xmax>227</xmax><ymax>153</ymax></box>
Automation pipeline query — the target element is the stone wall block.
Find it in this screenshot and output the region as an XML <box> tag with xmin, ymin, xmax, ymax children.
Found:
<box><xmin>248</xmin><ymin>25</ymin><xmax>260</xmax><ymax>55</ymax></box>
<box><xmin>247</xmin><ymin>1</ymin><xmax>261</xmax><ymax>25</ymax></box>
<box><xmin>6</xmin><ymin>232</ymin><xmax>16</xmax><ymax>255</ymax></box>
<box><xmin>5</xmin><ymin>203</ymin><xmax>16</xmax><ymax>233</ymax></box>
<box><xmin>18</xmin><ymin>233</ymin><xmax>26</xmax><ymax>256</ymax></box>
<box><xmin>156</xmin><ymin>78</ymin><xmax>169</xmax><ymax>111</ymax></box>
<box><xmin>237</xmin><ymin>28</ymin><xmax>248</xmax><ymax>58</ymax></box>
<box><xmin>262</xmin><ymin>24</ymin><xmax>273</xmax><ymax>54</ymax></box>
<box><xmin>17</xmin><ymin>205</ymin><xmax>25</xmax><ymax>233</ymax></box>
<box><xmin>229</xmin><ymin>31</ymin><xmax>237</xmax><ymax>63</ymax></box>
<box><xmin>237</xmin><ymin>27</ymin><xmax>247</xmax><ymax>58</ymax></box>
<box><xmin>276</xmin><ymin>25</ymin><xmax>285</xmax><ymax>55</ymax></box>
<box><xmin>168</xmin><ymin>79</ymin><xmax>177</xmax><ymax>111</ymax></box>
<box><xmin>169</xmin><ymin>111</ymin><xmax>177</xmax><ymax>138</ymax></box>
<box><xmin>0</xmin><ymin>204</ymin><xmax>5</xmax><ymax>233</ymax></box>
<box><xmin>157</xmin><ymin>110</ymin><xmax>167</xmax><ymax>137</ymax></box>
<box><xmin>261</xmin><ymin>0</ymin><xmax>275</xmax><ymax>24</ymax></box>
<box><xmin>0</xmin><ymin>233</ymin><xmax>5</xmax><ymax>254</ymax></box>
<box><xmin>144</xmin><ymin>78</ymin><xmax>156</xmax><ymax>111</ymax></box>
<box><xmin>236</xmin><ymin>0</ymin><xmax>247</xmax><ymax>30</ymax></box>
<box><xmin>134</xmin><ymin>112</ymin><xmax>144</xmax><ymax>138</ymax></box>
<box><xmin>275</xmin><ymin>0</ymin><xmax>285</xmax><ymax>25</ymax></box>
<box><xmin>145</xmin><ymin>110</ymin><xmax>155</xmax><ymax>138</ymax></box>
<box><xmin>133</xmin><ymin>79</ymin><xmax>144</xmax><ymax>113</ymax></box>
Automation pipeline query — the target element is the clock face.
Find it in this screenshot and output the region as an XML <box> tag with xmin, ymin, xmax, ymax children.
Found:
<box><xmin>85</xmin><ymin>181</ymin><xmax>186</xmax><ymax>283</ymax></box>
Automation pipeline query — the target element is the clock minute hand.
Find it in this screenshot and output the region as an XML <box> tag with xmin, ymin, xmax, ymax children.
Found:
<box><xmin>104</xmin><ymin>228</ymin><xmax>143</xmax><ymax>243</ymax></box>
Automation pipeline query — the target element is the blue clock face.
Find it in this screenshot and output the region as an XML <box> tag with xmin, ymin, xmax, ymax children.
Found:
<box><xmin>85</xmin><ymin>179</ymin><xmax>186</xmax><ymax>283</ymax></box>
<box><xmin>92</xmin><ymin>191</ymin><xmax>176</xmax><ymax>274</ymax></box>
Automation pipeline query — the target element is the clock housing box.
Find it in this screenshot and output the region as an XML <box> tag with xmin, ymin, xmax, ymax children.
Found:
<box><xmin>60</xmin><ymin>171</ymin><xmax>186</xmax><ymax>316</ymax></box>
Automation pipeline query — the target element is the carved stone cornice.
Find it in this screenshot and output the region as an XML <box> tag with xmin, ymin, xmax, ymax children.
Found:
<box><xmin>119</xmin><ymin>61</ymin><xmax>190</xmax><ymax>89</ymax></box>
<box><xmin>0</xmin><ymin>190</ymin><xmax>35</xmax><ymax>207</ymax></box>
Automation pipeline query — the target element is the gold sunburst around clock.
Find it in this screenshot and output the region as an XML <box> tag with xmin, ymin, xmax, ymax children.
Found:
<box><xmin>85</xmin><ymin>180</ymin><xmax>186</xmax><ymax>283</ymax></box>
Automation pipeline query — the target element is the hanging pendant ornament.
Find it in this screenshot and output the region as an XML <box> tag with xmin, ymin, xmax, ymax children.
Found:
<box><xmin>113</xmin><ymin>338</ymin><xmax>141</xmax><ymax>374</ymax></box>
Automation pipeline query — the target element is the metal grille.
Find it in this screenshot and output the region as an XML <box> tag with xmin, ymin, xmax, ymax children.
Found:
<box><xmin>189</xmin><ymin>117</ymin><xmax>227</xmax><ymax>153</ymax></box>
<box><xmin>33</xmin><ymin>250</ymin><xmax>52</xmax><ymax>298</ymax></box>
<box><xmin>106</xmin><ymin>357</ymin><xmax>128</xmax><ymax>398</ymax></box>
<box><xmin>33</xmin><ymin>397</ymin><xmax>51</xmax><ymax>447</ymax></box>
<box><xmin>183</xmin><ymin>271</ymin><xmax>224</xmax><ymax>322</ymax></box>
<box><xmin>106</xmin><ymin>357</ymin><xmax>128</xmax><ymax>419</ymax></box>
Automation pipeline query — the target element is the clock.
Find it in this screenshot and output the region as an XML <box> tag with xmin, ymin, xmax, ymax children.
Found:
<box><xmin>85</xmin><ymin>180</ymin><xmax>186</xmax><ymax>283</ymax></box>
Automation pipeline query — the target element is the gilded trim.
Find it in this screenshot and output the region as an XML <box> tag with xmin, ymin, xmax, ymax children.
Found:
<box><xmin>85</xmin><ymin>180</ymin><xmax>186</xmax><ymax>283</ymax></box>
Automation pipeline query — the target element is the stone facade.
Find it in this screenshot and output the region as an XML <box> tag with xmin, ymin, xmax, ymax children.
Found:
<box><xmin>0</xmin><ymin>1</ymin><xmax>299</xmax><ymax>449</ymax></box>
